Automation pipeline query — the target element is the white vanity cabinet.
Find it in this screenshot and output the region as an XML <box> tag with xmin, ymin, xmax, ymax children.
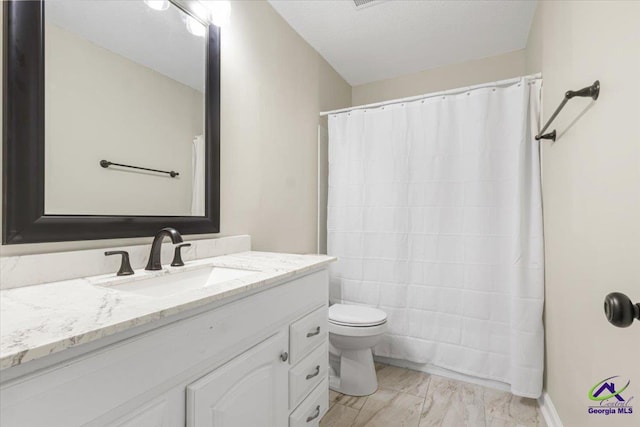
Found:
<box><xmin>0</xmin><ymin>269</ymin><xmax>330</xmax><ymax>427</ymax></box>
<box><xmin>186</xmin><ymin>331</ymin><xmax>289</xmax><ymax>427</ymax></box>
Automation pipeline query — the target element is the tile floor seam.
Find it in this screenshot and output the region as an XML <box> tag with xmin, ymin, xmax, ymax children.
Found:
<box><xmin>418</xmin><ymin>374</ymin><xmax>431</xmax><ymax>427</ymax></box>
<box><xmin>480</xmin><ymin>386</ymin><xmax>488</xmax><ymax>426</ymax></box>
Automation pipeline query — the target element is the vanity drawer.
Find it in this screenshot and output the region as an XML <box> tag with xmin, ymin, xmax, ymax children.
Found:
<box><xmin>289</xmin><ymin>378</ymin><xmax>328</xmax><ymax>427</ymax></box>
<box><xmin>289</xmin><ymin>342</ymin><xmax>328</xmax><ymax>409</ymax></box>
<box><xmin>289</xmin><ymin>306</ymin><xmax>328</xmax><ymax>364</ymax></box>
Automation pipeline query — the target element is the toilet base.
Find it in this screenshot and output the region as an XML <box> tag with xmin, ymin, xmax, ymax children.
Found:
<box><xmin>328</xmin><ymin>348</ymin><xmax>378</xmax><ymax>396</ymax></box>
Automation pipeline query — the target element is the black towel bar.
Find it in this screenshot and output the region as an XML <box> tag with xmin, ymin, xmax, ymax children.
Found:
<box><xmin>535</xmin><ymin>80</ymin><xmax>600</xmax><ymax>142</ymax></box>
<box><xmin>100</xmin><ymin>160</ymin><xmax>179</xmax><ymax>178</ymax></box>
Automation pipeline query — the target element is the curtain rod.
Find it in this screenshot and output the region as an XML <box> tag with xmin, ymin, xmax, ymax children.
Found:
<box><xmin>320</xmin><ymin>73</ymin><xmax>542</xmax><ymax>117</ymax></box>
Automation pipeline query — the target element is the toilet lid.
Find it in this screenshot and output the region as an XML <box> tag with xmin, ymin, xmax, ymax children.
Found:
<box><xmin>328</xmin><ymin>304</ymin><xmax>387</xmax><ymax>327</ymax></box>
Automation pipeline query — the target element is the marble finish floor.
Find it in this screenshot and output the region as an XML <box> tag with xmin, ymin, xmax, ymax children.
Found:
<box><xmin>321</xmin><ymin>363</ymin><xmax>546</xmax><ymax>427</ymax></box>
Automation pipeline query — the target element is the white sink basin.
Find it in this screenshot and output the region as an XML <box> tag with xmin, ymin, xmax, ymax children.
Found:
<box><xmin>98</xmin><ymin>265</ymin><xmax>257</xmax><ymax>298</ymax></box>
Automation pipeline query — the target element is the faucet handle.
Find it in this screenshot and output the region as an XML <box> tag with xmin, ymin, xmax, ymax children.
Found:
<box><xmin>105</xmin><ymin>251</ymin><xmax>134</xmax><ymax>276</ymax></box>
<box><xmin>171</xmin><ymin>243</ymin><xmax>191</xmax><ymax>267</ymax></box>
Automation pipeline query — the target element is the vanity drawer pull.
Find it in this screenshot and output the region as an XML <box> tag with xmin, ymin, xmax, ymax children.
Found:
<box><xmin>280</xmin><ymin>352</ymin><xmax>289</xmax><ymax>362</ymax></box>
<box><xmin>289</xmin><ymin>378</ymin><xmax>328</xmax><ymax>425</ymax></box>
<box><xmin>289</xmin><ymin>343</ymin><xmax>327</xmax><ymax>409</ymax></box>
<box><xmin>290</xmin><ymin>306</ymin><xmax>327</xmax><ymax>364</ymax></box>
<box><xmin>306</xmin><ymin>405</ymin><xmax>320</xmax><ymax>423</ymax></box>
<box><xmin>306</xmin><ymin>365</ymin><xmax>320</xmax><ymax>380</ymax></box>
<box><xmin>306</xmin><ymin>326</ymin><xmax>321</xmax><ymax>338</ymax></box>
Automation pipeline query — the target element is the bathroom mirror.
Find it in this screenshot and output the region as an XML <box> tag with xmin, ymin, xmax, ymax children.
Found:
<box><xmin>2</xmin><ymin>0</ymin><xmax>220</xmax><ymax>244</ymax></box>
<box><xmin>44</xmin><ymin>0</ymin><xmax>207</xmax><ymax>217</ymax></box>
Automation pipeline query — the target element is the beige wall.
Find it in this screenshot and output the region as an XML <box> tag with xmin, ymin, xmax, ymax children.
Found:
<box><xmin>0</xmin><ymin>1</ymin><xmax>351</xmax><ymax>256</ymax></box>
<box><xmin>217</xmin><ymin>1</ymin><xmax>350</xmax><ymax>254</ymax></box>
<box><xmin>45</xmin><ymin>23</ymin><xmax>203</xmax><ymax>216</ymax></box>
<box><xmin>527</xmin><ymin>2</ymin><xmax>640</xmax><ymax>426</ymax></box>
<box><xmin>352</xmin><ymin>49</ymin><xmax>526</xmax><ymax>106</ymax></box>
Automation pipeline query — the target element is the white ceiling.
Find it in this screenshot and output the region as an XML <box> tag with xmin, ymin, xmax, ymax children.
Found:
<box><xmin>268</xmin><ymin>0</ymin><xmax>537</xmax><ymax>86</ymax></box>
<box><xmin>46</xmin><ymin>1</ymin><xmax>206</xmax><ymax>93</ymax></box>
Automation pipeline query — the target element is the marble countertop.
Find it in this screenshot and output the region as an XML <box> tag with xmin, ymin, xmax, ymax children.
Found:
<box><xmin>0</xmin><ymin>251</ymin><xmax>335</xmax><ymax>371</ymax></box>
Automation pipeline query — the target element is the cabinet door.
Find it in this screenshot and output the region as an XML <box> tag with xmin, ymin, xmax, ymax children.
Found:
<box><xmin>186</xmin><ymin>332</ymin><xmax>288</xmax><ymax>427</ymax></box>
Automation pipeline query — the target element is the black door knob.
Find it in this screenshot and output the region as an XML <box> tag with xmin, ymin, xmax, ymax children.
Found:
<box><xmin>604</xmin><ymin>292</ymin><xmax>640</xmax><ymax>328</ymax></box>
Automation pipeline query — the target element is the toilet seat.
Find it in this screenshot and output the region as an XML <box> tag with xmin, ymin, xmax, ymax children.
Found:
<box><xmin>329</xmin><ymin>321</ymin><xmax>387</xmax><ymax>337</ymax></box>
<box><xmin>329</xmin><ymin>304</ymin><xmax>387</xmax><ymax>327</ymax></box>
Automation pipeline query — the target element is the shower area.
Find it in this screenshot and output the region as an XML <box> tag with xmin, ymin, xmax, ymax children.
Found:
<box><xmin>325</xmin><ymin>75</ymin><xmax>545</xmax><ymax>398</ymax></box>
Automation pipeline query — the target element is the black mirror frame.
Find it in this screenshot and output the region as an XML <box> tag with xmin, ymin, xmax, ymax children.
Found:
<box><xmin>2</xmin><ymin>0</ymin><xmax>220</xmax><ymax>244</ymax></box>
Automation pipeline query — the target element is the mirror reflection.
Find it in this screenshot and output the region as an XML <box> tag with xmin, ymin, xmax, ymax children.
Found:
<box><xmin>44</xmin><ymin>0</ymin><xmax>206</xmax><ymax>217</ymax></box>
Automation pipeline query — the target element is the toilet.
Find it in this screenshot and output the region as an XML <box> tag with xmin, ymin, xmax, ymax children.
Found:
<box><xmin>328</xmin><ymin>304</ymin><xmax>388</xmax><ymax>396</ymax></box>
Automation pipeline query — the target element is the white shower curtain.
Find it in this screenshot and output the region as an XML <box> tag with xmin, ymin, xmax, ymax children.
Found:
<box><xmin>191</xmin><ymin>135</ymin><xmax>205</xmax><ymax>216</ymax></box>
<box><xmin>327</xmin><ymin>76</ymin><xmax>544</xmax><ymax>398</ymax></box>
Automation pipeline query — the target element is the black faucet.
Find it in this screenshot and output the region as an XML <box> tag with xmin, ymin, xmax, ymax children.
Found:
<box><xmin>145</xmin><ymin>227</ymin><xmax>184</xmax><ymax>271</ymax></box>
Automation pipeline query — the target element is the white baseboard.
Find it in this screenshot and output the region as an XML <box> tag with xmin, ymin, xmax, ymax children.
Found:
<box><xmin>538</xmin><ymin>391</ymin><xmax>563</xmax><ymax>427</ymax></box>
